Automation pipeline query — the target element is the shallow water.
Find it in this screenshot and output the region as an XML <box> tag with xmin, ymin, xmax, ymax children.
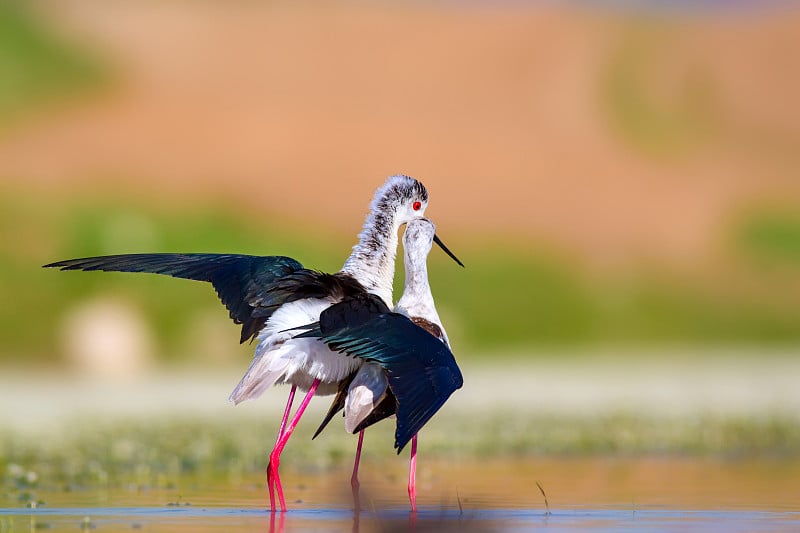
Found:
<box><xmin>3</xmin><ymin>507</ymin><xmax>799</xmax><ymax>532</ymax></box>
<box><xmin>2</xmin><ymin>457</ymin><xmax>798</xmax><ymax>531</ymax></box>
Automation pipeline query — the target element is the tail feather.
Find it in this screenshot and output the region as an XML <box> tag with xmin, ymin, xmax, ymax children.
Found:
<box><xmin>229</xmin><ymin>342</ymin><xmax>294</xmax><ymax>404</ymax></box>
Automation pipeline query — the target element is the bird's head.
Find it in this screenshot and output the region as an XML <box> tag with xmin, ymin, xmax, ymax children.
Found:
<box><xmin>403</xmin><ymin>217</ymin><xmax>436</xmax><ymax>254</ymax></box>
<box><xmin>370</xmin><ymin>174</ymin><xmax>429</xmax><ymax>227</ymax></box>
<box><xmin>404</xmin><ymin>217</ymin><xmax>464</xmax><ymax>267</ymax></box>
<box><xmin>366</xmin><ymin>175</ymin><xmax>462</xmax><ymax>266</ymax></box>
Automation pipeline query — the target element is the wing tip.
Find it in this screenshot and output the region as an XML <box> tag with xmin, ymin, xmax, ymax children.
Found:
<box><xmin>42</xmin><ymin>260</ymin><xmax>76</xmax><ymax>270</ymax></box>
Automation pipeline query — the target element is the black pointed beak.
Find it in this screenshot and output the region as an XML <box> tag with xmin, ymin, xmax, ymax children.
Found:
<box><xmin>433</xmin><ymin>234</ymin><xmax>464</xmax><ymax>267</ymax></box>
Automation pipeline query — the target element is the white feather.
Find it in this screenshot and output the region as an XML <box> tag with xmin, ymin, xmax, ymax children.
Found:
<box><xmin>229</xmin><ymin>297</ymin><xmax>363</xmax><ymax>402</ymax></box>
<box><xmin>344</xmin><ymin>363</ymin><xmax>389</xmax><ymax>433</ymax></box>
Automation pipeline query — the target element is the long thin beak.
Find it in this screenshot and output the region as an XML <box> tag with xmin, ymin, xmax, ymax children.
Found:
<box><xmin>433</xmin><ymin>234</ymin><xmax>465</xmax><ymax>267</ymax></box>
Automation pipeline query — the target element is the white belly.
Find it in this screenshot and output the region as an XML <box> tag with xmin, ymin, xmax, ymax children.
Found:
<box><xmin>229</xmin><ymin>297</ymin><xmax>362</xmax><ymax>403</ymax></box>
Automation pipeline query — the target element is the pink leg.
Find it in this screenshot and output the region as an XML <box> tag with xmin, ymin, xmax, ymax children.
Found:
<box><xmin>408</xmin><ymin>433</ymin><xmax>418</xmax><ymax>512</ymax></box>
<box><xmin>351</xmin><ymin>429</ymin><xmax>365</xmax><ymax>510</ymax></box>
<box><xmin>269</xmin><ymin>379</ymin><xmax>321</xmax><ymax>513</ymax></box>
<box><xmin>277</xmin><ymin>386</ymin><xmax>297</xmax><ymax>438</ymax></box>
<box><xmin>268</xmin><ymin>386</ymin><xmax>297</xmax><ymax>511</ymax></box>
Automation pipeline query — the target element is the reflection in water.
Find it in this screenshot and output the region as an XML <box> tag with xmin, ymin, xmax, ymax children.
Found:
<box><xmin>268</xmin><ymin>511</ymin><xmax>285</xmax><ymax>533</ymax></box>
<box><xmin>352</xmin><ymin>507</ymin><xmax>360</xmax><ymax>533</ymax></box>
<box><xmin>3</xmin><ymin>507</ymin><xmax>797</xmax><ymax>532</ymax></box>
<box><xmin>2</xmin><ymin>457</ymin><xmax>800</xmax><ymax>531</ymax></box>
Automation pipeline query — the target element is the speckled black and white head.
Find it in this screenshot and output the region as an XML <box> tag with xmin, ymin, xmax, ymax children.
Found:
<box><xmin>341</xmin><ymin>175</ymin><xmax>431</xmax><ymax>307</ymax></box>
<box><xmin>368</xmin><ymin>175</ymin><xmax>429</xmax><ymax>226</ymax></box>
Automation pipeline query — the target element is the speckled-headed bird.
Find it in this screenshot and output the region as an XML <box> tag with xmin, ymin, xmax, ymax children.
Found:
<box><xmin>44</xmin><ymin>175</ymin><xmax>462</xmax><ymax>512</ymax></box>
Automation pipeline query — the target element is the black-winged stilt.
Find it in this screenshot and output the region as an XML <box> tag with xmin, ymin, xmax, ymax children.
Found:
<box><xmin>305</xmin><ymin>217</ymin><xmax>463</xmax><ymax>511</ymax></box>
<box><xmin>43</xmin><ymin>175</ymin><xmax>462</xmax><ymax>512</ymax></box>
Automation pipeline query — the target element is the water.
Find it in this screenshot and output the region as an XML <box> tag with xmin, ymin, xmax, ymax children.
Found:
<box><xmin>2</xmin><ymin>457</ymin><xmax>798</xmax><ymax>531</ymax></box>
<box><xmin>2</xmin><ymin>507</ymin><xmax>799</xmax><ymax>532</ymax></box>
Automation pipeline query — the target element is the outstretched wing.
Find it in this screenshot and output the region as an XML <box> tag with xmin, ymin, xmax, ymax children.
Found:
<box><xmin>44</xmin><ymin>253</ymin><xmax>303</xmax><ymax>343</ymax></box>
<box><xmin>299</xmin><ymin>295</ymin><xmax>463</xmax><ymax>453</ymax></box>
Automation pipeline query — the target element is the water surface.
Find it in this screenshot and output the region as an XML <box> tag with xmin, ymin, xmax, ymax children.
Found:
<box><xmin>3</xmin><ymin>506</ymin><xmax>799</xmax><ymax>532</ymax></box>
<box><xmin>3</xmin><ymin>457</ymin><xmax>798</xmax><ymax>531</ymax></box>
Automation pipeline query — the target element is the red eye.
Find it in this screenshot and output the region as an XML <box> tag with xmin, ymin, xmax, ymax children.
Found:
<box><xmin>412</xmin><ymin>201</ymin><xmax>422</xmax><ymax>211</ymax></box>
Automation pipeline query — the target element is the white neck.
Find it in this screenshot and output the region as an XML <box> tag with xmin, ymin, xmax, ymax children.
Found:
<box><xmin>341</xmin><ymin>206</ymin><xmax>401</xmax><ymax>307</ymax></box>
<box><xmin>395</xmin><ymin>244</ymin><xmax>447</xmax><ymax>344</ymax></box>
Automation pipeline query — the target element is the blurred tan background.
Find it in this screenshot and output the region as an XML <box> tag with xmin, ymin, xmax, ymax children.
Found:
<box><xmin>1</xmin><ymin>0</ymin><xmax>799</xmax><ymax>410</ymax></box>
<box><xmin>5</xmin><ymin>2</ymin><xmax>799</xmax><ymax>255</ymax></box>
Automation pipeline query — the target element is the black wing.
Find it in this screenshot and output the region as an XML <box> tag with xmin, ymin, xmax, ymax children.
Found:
<box><xmin>353</xmin><ymin>390</ymin><xmax>397</xmax><ymax>434</ymax></box>
<box><xmin>299</xmin><ymin>295</ymin><xmax>463</xmax><ymax>453</ymax></box>
<box><xmin>251</xmin><ymin>270</ymin><xmax>368</xmax><ymax>322</ymax></box>
<box><xmin>44</xmin><ymin>253</ymin><xmax>304</xmax><ymax>343</ymax></box>
<box><xmin>309</xmin><ymin>293</ymin><xmax>394</xmax><ymax>439</ymax></box>
<box><xmin>311</xmin><ymin>375</ymin><xmax>352</xmax><ymax>440</ymax></box>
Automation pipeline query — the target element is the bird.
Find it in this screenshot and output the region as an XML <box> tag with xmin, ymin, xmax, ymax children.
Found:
<box><xmin>302</xmin><ymin>217</ymin><xmax>463</xmax><ymax>512</ymax></box>
<box><xmin>43</xmin><ymin>174</ymin><xmax>463</xmax><ymax>512</ymax></box>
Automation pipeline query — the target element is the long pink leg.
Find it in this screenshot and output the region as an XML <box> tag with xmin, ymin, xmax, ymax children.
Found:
<box><xmin>269</xmin><ymin>379</ymin><xmax>321</xmax><ymax>513</ymax></box>
<box><xmin>277</xmin><ymin>386</ymin><xmax>297</xmax><ymax>438</ymax></box>
<box><xmin>267</xmin><ymin>386</ymin><xmax>296</xmax><ymax>512</ymax></box>
<box><xmin>408</xmin><ymin>434</ymin><xmax>418</xmax><ymax>512</ymax></box>
<box><xmin>351</xmin><ymin>429</ymin><xmax>365</xmax><ymax>510</ymax></box>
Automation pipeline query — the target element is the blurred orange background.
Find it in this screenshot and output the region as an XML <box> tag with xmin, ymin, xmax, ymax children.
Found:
<box><xmin>3</xmin><ymin>1</ymin><xmax>797</xmax><ymax>263</ymax></box>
